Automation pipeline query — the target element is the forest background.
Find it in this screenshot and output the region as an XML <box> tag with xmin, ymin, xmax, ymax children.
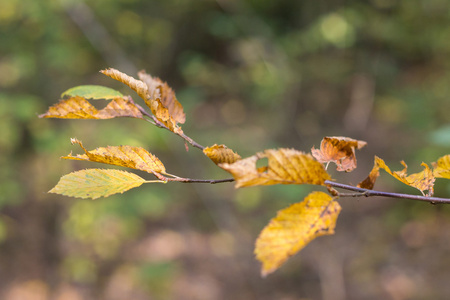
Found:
<box><xmin>1</xmin><ymin>0</ymin><xmax>450</xmax><ymax>299</ymax></box>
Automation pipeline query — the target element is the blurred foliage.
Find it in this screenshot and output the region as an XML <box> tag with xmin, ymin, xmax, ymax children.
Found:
<box><xmin>1</xmin><ymin>0</ymin><xmax>450</xmax><ymax>299</ymax></box>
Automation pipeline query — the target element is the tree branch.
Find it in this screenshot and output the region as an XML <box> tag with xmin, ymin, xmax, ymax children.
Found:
<box><xmin>159</xmin><ymin>175</ymin><xmax>235</xmax><ymax>184</ymax></box>
<box><xmin>169</xmin><ymin>177</ymin><xmax>236</xmax><ymax>184</ymax></box>
<box><xmin>325</xmin><ymin>180</ymin><xmax>450</xmax><ymax>204</ymax></box>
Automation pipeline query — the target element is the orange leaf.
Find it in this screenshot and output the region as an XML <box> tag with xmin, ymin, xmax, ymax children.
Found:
<box><xmin>433</xmin><ymin>154</ymin><xmax>450</xmax><ymax>179</ymax></box>
<box><xmin>311</xmin><ymin>136</ymin><xmax>367</xmax><ymax>172</ymax></box>
<box><xmin>138</xmin><ymin>71</ymin><xmax>186</xmax><ymax>124</ymax></box>
<box><xmin>38</xmin><ymin>96</ymin><xmax>143</xmax><ymax>120</ymax></box>
<box><xmin>357</xmin><ymin>157</ymin><xmax>380</xmax><ymax>190</ymax></box>
<box><xmin>255</xmin><ymin>191</ymin><xmax>341</xmax><ymax>276</ymax></box>
<box><xmin>96</xmin><ymin>97</ymin><xmax>144</xmax><ymax>119</ymax></box>
<box><xmin>203</xmin><ymin>144</ymin><xmax>241</xmax><ymax>165</ymax></box>
<box><xmin>100</xmin><ymin>68</ymin><xmax>149</xmax><ymax>102</ymax></box>
<box><xmin>375</xmin><ymin>156</ymin><xmax>435</xmax><ymax>196</ymax></box>
<box><xmin>101</xmin><ymin>68</ymin><xmax>184</xmax><ymax>133</ymax></box>
<box><xmin>62</xmin><ymin>138</ymin><xmax>166</xmax><ymax>174</ymax></box>
<box><xmin>39</xmin><ymin>97</ymin><xmax>99</xmax><ymax>119</ymax></box>
<box><xmin>220</xmin><ymin>148</ymin><xmax>331</xmax><ymax>188</ymax></box>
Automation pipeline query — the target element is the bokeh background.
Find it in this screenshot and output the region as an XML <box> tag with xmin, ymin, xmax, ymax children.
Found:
<box><xmin>1</xmin><ymin>0</ymin><xmax>450</xmax><ymax>299</ymax></box>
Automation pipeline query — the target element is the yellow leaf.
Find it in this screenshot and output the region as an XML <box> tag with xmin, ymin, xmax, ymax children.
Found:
<box><xmin>433</xmin><ymin>154</ymin><xmax>450</xmax><ymax>179</ymax></box>
<box><xmin>38</xmin><ymin>96</ymin><xmax>143</xmax><ymax>120</ymax></box>
<box><xmin>255</xmin><ymin>191</ymin><xmax>341</xmax><ymax>276</ymax></box>
<box><xmin>220</xmin><ymin>148</ymin><xmax>331</xmax><ymax>188</ymax></box>
<box><xmin>62</xmin><ymin>138</ymin><xmax>166</xmax><ymax>174</ymax></box>
<box><xmin>49</xmin><ymin>169</ymin><xmax>149</xmax><ymax>199</ymax></box>
<box><xmin>311</xmin><ymin>136</ymin><xmax>367</xmax><ymax>172</ymax></box>
<box><xmin>101</xmin><ymin>68</ymin><xmax>184</xmax><ymax>133</ymax></box>
<box><xmin>203</xmin><ymin>144</ymin><xmax>241</xmax><ymax>165</ymax></box>
<box><xmin>357</xmin><ymin>157</ymin><xmax>380</xmax><ymax>190</ymax></box>
<box><xmin>375</xmin><ymin>156</ymin><xmax>435</xmax><ymax>196</ymax></box>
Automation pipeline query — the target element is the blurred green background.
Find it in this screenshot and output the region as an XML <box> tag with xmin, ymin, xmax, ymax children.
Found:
<box><xmin>1</xmin><ymin>0</ymin><xmax>450</xmax><ymax>299</ymax></box>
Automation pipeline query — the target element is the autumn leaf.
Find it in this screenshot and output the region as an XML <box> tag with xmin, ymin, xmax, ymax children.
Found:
<box><xmin>203</xmin><ymin>144</ymin><xmax>241</xmax><ymax>165</ymax></box>
<box><xmin>138</xmin><ymin>71</ymin><xmax>186</xmax><ymax>124</ymax></box>
<box><xmin>375</xmin><ymin>156</ymin><xmax>435</xmax><ymax>196</ymax></box>
<box><xmin>100</xmin><ymin>68</ymin><xmax>184</xmax><ymax>133</ymax></box>
<box><xmin>62</xmin><ymin>138</ymin><xmax>166</xmax><ymax>174</ymax></box>
<box><xmin>38</xmin><ymin>96</ymin><xmax>144</xmax><ymax>120</ymax></box>
<box><xmin>100</xmin><ymin>68</ymin><xmax>149</xmax><ymax>101</ymax></box>
<box><xmin>433</xmin><ymin>154</ymin><xmax>450</xmax><ymax>179</ymax></box>
<box><xmin>220</xmin><ymin>148</ymin><xmax>331</xmax><ymax>188</ymax></box>
<box><xmin>311</xmin><ymin>136</ymin><xmax>367</xmax><ymax>172</ymax></box>
<box><xmin>357</xmin><ymin>157</ymin><xmax>380</xmax><ymax>190</ymax></box>
<box><xmin>61</xmin><ymin>85</ymin><xmax>123</xmax><ymax>100</ymax></box>
<box><xmin>95</xmin><ymin>97</ymin><xmax>144</xmax><ymax>119</ymax></box>
<box><xmin>49</xmin><ymin>169</ymin><xmax>161</xmax><ymax>199</ymax></box>
<box><xmin>255</xmin><ymin>191</ymin><xmax>341</xmax><ymax>276</ymax></box>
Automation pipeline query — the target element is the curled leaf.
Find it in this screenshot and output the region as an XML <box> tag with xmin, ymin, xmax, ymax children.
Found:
<box><xmin>255</xmin><ymin>191</ymin><xmax>341</xmax><ymax>276</ymax></box>
<box><xmin>311</xmin><ymin>136</ymin><xmax>367</xmax><ymax>172</ymax></box>
<box><xmin>433</xmin><ymin>154</ymin><xmax>450</xmax><ymax>179</ymax></box>
<box><xmin>100</xmin><ymin>68</ymin><xmax>149</xmax><ymax>101</ymax></box>
<box><xmin>375</xmin><ymin>156</ymin><xmax>435</xmax><ymax>196</ymax></box>
<box><xmin>220</xmin><ymin>148</ymin><xmax>331</xmax><ymax>188</ymax></box>
<box><xmin>61</xmin><ymin>85</ymin><xmax>123</xmax><ymax>100</ymax></box>
<box><xmin>63</xmin><ymin>138</ymin><xmax>166</xmax><ymax>174</ymax></box>
<box><xmin>138</xmin><ymin>71</ymin><xmax>186</xmax><ymax>124</ymax></box>
<box><xmin>38</xmin><ymin>96</ymin><xmax>143</xmax><ymax>120</ymax></box>
<box><xmin>203</xmin><ymin>144</ymin><xmax>241</xmax><ymax>165</ymax></box>
<box><xmin>101</xmin><ymin>68</ymin><xmax>184</xmax><ymax>133</ymax></box>
<box><xmin>49</xmin><ymin>169</ymin><xmax>149</xmax><ymax>199</ymax></box>
<box><xmin>357</xmin><ymin>157</ymin><xmax>380</xmax><ymax>190</ymax></box>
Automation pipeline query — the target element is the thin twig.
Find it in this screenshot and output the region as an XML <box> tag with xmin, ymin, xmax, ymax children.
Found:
<box><xmin>134</xmin><ymin>101</ymin><xmax>205</xmax><ymax>150</ymax></box>
<box><xmin>325</xmin><ymin>180</ymin><xmax>450</xmax><ymax>204</ymax></box>
<box><xmin>177</xmin><ymin>131</ymin><xmax>205</xmax><ymax>150</ymax></box>
<box><xmin>166</xmin><ymin>177</ymin><xmax>235</xmax><ymax>184</ymax></box>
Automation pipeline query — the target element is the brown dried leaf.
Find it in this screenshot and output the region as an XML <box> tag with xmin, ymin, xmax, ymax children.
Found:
<box><xmin>62</xmin><ymin>138</ymin><xmax>166</xmax><ymax>174</ymax></box>
<box><xmin>38</xmin><ymin>96</ymin><xmax>143</xmax><ymax>120</ymax></box>
<box><xmin>100</xmin><ymin>68</ymin><xmax>149</xmax><ymax>102</ymax></box>
<box><xmin>255</xmin><ymin>191</ymin><xmax>341</xmax><ymax>276</ymax></box>
<box><xmin>433</xmin><ymin>154</ymin><xmax>450</xmax><ymax>179</ymax></box>
<box><xmin>311</xmin><ymin>136</ymin><xmax>367</xmax><ymax>172</ymax></box>
<box><xmin>96</xmin><ymin>97</ymin><xmax>144</xmax><ymax>119</ymax></box>
<box><xmin>138</xmin><ymin>71</ymin><xmax>186</xmax><ymax>124</ymax></box>
<box><xmin>375</xmin><ymin>156</ymin><xmax>435</xmax><ymax>196</ymax></box>
<box><xmin>203</xmin><ymin>144</ymin><xmax>241</xmax><ymax>165</ymax></box>
<box><xmin>101</xmin><ymin>68</ymin><xmax>184</xmax><ymax>133</ymax></box>
<box><xmin>357</xmin><ymin>157</ymin><xmax>380</xmax><ymax>190</ymax></box>
<box><xmin>220</xmin><ymin>148</ymin><xmax>331</xmax><ymax>188</ymax></box>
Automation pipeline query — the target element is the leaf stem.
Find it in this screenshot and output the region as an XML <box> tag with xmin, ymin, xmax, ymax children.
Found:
<box><xmin>325</xmin><ymin>180</ymin><xmax>450</xmax><ymax>204</ymax></box>
<box><xmin>144</xmin><ymin>180</ymin><xmax>168</xmax><ymax>184</ymax></box>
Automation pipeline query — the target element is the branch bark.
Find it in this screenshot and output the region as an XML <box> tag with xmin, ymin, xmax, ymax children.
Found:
<box><xmin>325</xmin><ymin>180</ymin><xmax>450</xmax><ymax>204</ymax></box>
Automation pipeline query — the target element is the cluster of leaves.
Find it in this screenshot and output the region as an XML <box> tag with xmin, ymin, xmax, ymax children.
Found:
<box><xmin>40</xmin><ymin>69</ymin><xmax>450</xmax><ymax>276</ymax></box>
